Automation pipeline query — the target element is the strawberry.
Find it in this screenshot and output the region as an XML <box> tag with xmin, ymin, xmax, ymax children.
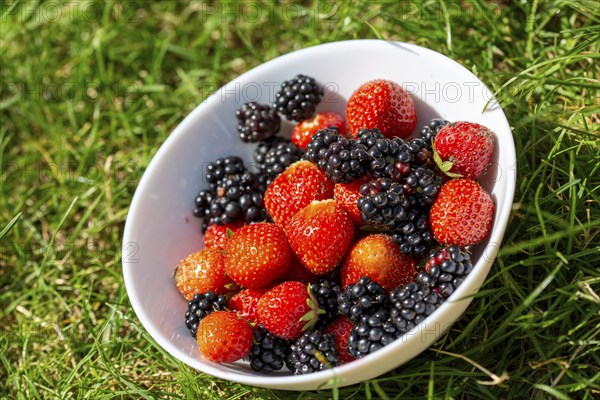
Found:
<box><xmin>224</xmin><ymin>223</ymin><xmax>292</xmax><ymax>288</ymax></box>
<box><xmin>333</xmin><ymin>178</ymin><xmax>368</xmax><ymax>226</ymax></box>
<box><xmin>264</xmin><ymin>160</ymin><xmax>334</xmax><ymax>227</ymax></box>
<box><xmin>340</xmin><ymin>234</ymin><xmax>416</xmax><ymax>291</ymax></box>
<box><xmin>174</xmin><ymin>248</ymin><xmax>233</xmax><ymax>300</ymax></box>
<box><xmin>346</xmin><ymin>79</ymin><xmax>417</xmax><ymax>139</ymax></box>
<box><xmin>324</xmin><ymin>317</ymin><xmax>355</xmax><ymax>364</ymax></box>
<box><xmin>196</xmin><ymin>311</ymin><xmax>253</xmax><ymax>363</ymax></box>
<box><xmin>430</xmin><ymin>179</ymin><xmax>495</xmax><ymax>246</ymax></box>
<box><xmin>279</xmin><ymin>256</ymin><xmax>319</xmax><ymax>284</ymax></box>
<box><xmin>433</xmin><ymin>121</ymin><xmax>494</xmax><ymax>179</ymax></box>
<box><xmin>203</xmin><ymin>221</ymin><xmax>244</xmax><ymax>251</ymax></box>
<box><xmin>285</xmin><ymin>199</ymin><xmax>355</xmax><ymax>274</ymax></box>
<box><xmin>291</xmin><ymin>112</ymin><xmax>347</xmax><ymax>149</ymax></box>
<box><xmin>228</xmin><ymin>287</ymin><xmax>268</xmax><ymax>324</ymax></box>
<box><xmin>257</xmin><ymin>281</ymin><xmax>320</xmax><ymax>340</ymax></box>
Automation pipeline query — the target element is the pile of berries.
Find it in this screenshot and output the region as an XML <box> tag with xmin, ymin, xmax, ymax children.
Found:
<box><xmin>180</xmin><ymin>76</ymin><xmax>496</xmax><ymax>375</ymax></box>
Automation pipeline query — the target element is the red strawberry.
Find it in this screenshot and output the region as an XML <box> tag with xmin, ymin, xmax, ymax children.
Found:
<box><xmin>257</xmin><ymin>281</ymin><xmax>319</xmax><ymax>340</ymax></box>
<box><xmin>196</xmin><ymin>311</ymin><xmax>253</xmax><ymax>363</ymax></box>
<box><xmin>340</xmin><ymin>234</ymin><xmax>416</xmax><ymax>290</ymax></box>
<box><xmin>224</xmin><ymin>223</ymin><xmax>292</xmax><ymax>288</ymax></box>
<box><xmin>174</xmin><ymin>248</ymin><xmax>233</xmax><ymax>300</ymax></box>
<box><xmin>346</xmin><ymin>79</ymin><xmax>417</xmax><ymax>139</ymax></box>
<box><xmin>203</xmin><ymin>221</ymin><xmax>244</xmax><ymax>251</ymax></box>
<box><xmin>324</xmin><ymin>317</ymin><xmax>355</xmax><ymax>364</ymax></box>
<box><xmin>228</xmin><ymin>288</ymin><xmax>268</xmax><ymax>324</ymax></box>
<box><xmin>433</xmin><ymin>121</ymin><xmax>494</xmax><ymax>179</ymax></box>
<box><xmin>279</xmin><ymin>256</ymin><xmax>319</xmax><ymax>284</ymax></box>
<box><xmin>430</xmin><ymin>179</ymin><xmax>495</xmax><ymax>246</ymax></box>
<box><xmin>285</xmin><ymin>199</ymin><xmax>355</xmax><ymax>275</ymax></box>
<box><xmin>333</xmin><ymin>178</ymin><xmax>368</xmax><ymax>226</ymax></box>
<box><xmin>291</xmin><ymin>112</ymin><xmax>347</xmax><ymax>149</ymax></box>
<box><xmin>264</xmin><ymin>160</ymin><xmax>334</xmax><ymax>227</ymax></box>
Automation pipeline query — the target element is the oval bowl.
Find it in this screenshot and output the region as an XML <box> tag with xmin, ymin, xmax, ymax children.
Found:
<box><xmin>123</xmin><ymin>39</ymin><xmax>516</xmax><ymax>391</ymax></box>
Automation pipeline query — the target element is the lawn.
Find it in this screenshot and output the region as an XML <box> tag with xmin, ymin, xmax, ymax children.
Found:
<box><xmin>1</xmin><ymin>1</ymin><xmax>599</xmax><ymax>399</ymax></box>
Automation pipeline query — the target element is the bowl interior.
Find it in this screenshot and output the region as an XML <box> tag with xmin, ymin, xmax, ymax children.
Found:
<box><xmin>123</xmin><ymin>40</ymin><xmax>515</xmax><ymax>391</ymax></box>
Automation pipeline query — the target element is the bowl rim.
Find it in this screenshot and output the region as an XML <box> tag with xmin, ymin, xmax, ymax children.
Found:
<box><xmin>122</xmin><ymin>39</ymin><xmax>516</xmax><ymax>389</ymax></box>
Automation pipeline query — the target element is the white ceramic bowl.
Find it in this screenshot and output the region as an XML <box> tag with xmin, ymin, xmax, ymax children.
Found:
<box><xmin>123</xmin><ymin>40</ymin><xmax>516</xmax><ymax>391</ymax></box>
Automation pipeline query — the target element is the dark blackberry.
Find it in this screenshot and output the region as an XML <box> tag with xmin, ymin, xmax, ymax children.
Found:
<box><xmin>365</xmin><ymin>136</ymin><xmax>416</xmax><ymax>181</ymax></box>
<box><xmin>403</xmin><ymin>166</ymin><xmax>442</xmax><ymax>206</ymax></box>
<box><xmin>389</xmin><ymin>282</ymin><xmax>443</xmax><ymax>334</ymax></box>
<box><xmin>249</xmin><ymin>325</ymin><xmax>289</xmax><ymax>372</ymax></box>
<box><xmin>305</xmin><ymin>128</ymin><xmax>369</xmax><ymax>183</ymax></box>
<box><xmin>347</xmin><ymin>308</ymin><xmax>399</xmax><ymax>358</ymax></box>
<box><xmin>273</xmin><ymin>74</ymin><xmax>324</xmax><ymax>122</ymax></box>
<box><xmin>309</xmin><ymin>278</ymin><xmax>342</xmax><ymax>329</ymax></box>
<box><xmin>286</xmin><ymin>331</ymin><xmax>339</xmax><ymax>375</ymax></box>
<box><xmin>235</xmin><ymin>102</ymin><xmax>281</xmax><ymax>143</ymax></box>
<box><xmin>184</xmin><ymin>292</ymin><xmax>228</xmax><ymax>338</ymax></box>
<box><xmin>205</xmin><ymin>156</ymin><xmax>246</xmax><ymax>190</ymax></box>
<box><xmin>419</xmin><ymin>118</ymin><xmax>449</xmax><ymax>151</ymax></box>
<box><xmin>408</xmin><ymin>137</ymin><xmax>435</xmax><ymax>167</ymax></box>
<box><xmin>357</xmin><ymin>179</ymin><xmax>412</xmax><ymax>229</ymax></box>
<box><xmin>417</xmin><ymin>246</ymin><xmax>474</xmax><ymax>298</ymax></box>
<box><xmin>356</xmin><ymin>128</ymin><xmax>385</xmax><ymax>147</ymax></box>
<box><xmin>254</xmin><ymin>137</ymin><xmax>304</xmax><ymax>190</ymax></box>
<box><xmin>193</xmin><ymin>190</ymin><xmax>215</xmax><ymax>231</ymax></box>
<box><xmin>193</xmin><ymin>156</ymin><xmax>268</xmax><ymax>229</ymax></box>
<box><xmin>337</xmin><ymin>276</ymin><xmax>388</xmax><ymax>323</ymax></box>
<box><xmin>391</xmin><ymin>205</ymin><xmax>434</xmax><ymax>256</ymax></box>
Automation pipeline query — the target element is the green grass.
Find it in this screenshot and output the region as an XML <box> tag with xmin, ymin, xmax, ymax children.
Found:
<box><xmin>1</xmin><ymin>1</ymin><xmax>599</xmax><ymax>399</ymax></box>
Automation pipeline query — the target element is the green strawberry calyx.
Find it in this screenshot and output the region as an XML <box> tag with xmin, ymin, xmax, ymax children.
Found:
<box><xmin>299</xmin><ymin>285</ymin><xmax>325</xmax><ymax>332</ymax></box>
<box><xmin>432</xmin><ymin>141</ymin><xmax>463</xmax><ymax>179</ymax></box>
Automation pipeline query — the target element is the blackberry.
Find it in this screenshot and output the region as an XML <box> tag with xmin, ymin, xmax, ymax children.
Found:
<box><xmin>364</xmin><ymin>135</ymin><xmax>415</xmax><ymax>181</ymax></box>
<box><xmin>391</xmin><ymin>205</ymin><xmax>434</xmax><ymax>256</ymax></box>
<box><xmin>235</xmin><ymin>102</ymin><xmax>281</xmax><ymax>143</ymax></box>
<box><xmin>389</xmin><ymin>282</ymin><xmax>443</xmax><ymax>334</ymax></box>
<box><xmin>309</xmin><ymin>278</ymin><xmax>342</xmax><ymax>329</ymax></box>
<box><xmin>417</xmin><ymin>246</ymin><xmax>474</xmax><ymax>298</ymax></box>
<box><xmin>184</xmin><ymin>292</ymin><xmax>228</xmax><ymax>338</ymax></box>
<box><xmin>357</xmin><ymin>179</ymin><xmax>412</xmax><ymax>229</ymax></box>
<box><xmin>409</xmin><ymin>137</ymin><xmax>435</xmax><ymax>167</ymax></box>
<box><xmin>254</xmin><ymin>137</ymin><xmax>304</xmax><ymax>190</ymax></box>
<box><xmin>419</xmin><ymin>118</ymin><xmax>449</xmax><ymax>151</ymax></box>
<box><xmin>347</xmin><ymin>308</ymin><xmax>399</xmax><ymax>358</ymax></box>
<box><xmin>337</xmin><ymin>276</ymin><xmax>388</xmax><ymax>323</ymax></box>
<box><xmin>205</xmin><ymin>156</ymin><xmax>246</xmax><ymax>190</ymax></box>
<box><xmin>249</xmin><ymin>325</ymin><xmax>289</xmax><ymax>372</ymax></box>
<box><xmin>305</xmin><ymin>128</ymin><xmax>369</xmax><ymax>183</ymax></box>
<box><xmin>356</xmin><ymin>128</ymin><xmax>385</xmax><ymax>147</ymax></box>
<box><xmin>403</xmin><ymin>166</ymin><xmax>442</xmax><ymax>206</ymax></box>
<box><xmin>193</xmin><ymin>190</ymin><xmax>216</xmax><ymax>231</ymax></box>
<box><xmin>273</xmin><ymin>74</ymin><xmax>324</xmax><ymax>122</ymax></box>
<box><xmin>193</xmin><ymin>156</ymin><xmax>268</xmax><ymax>229</ymax></box>
<box><xmin>286</xmin><ymin>331</ymin><xmax>339</xmax><ymax>375</ymax></box>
